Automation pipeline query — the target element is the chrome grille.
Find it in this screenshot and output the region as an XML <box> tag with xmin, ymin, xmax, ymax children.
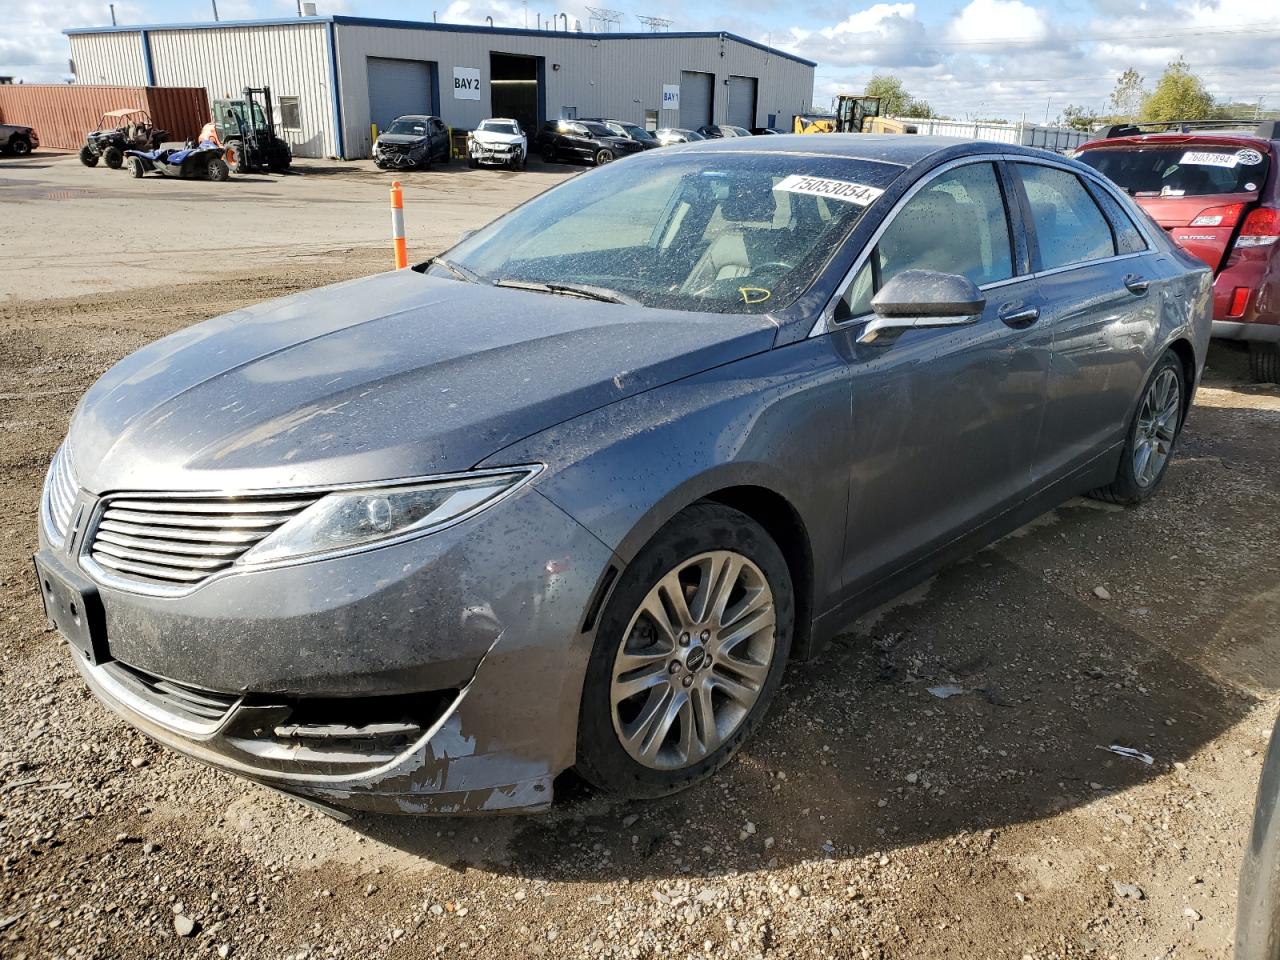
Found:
<box><xmin>88</xmin><ymin>494</ymin><xmax>318</xmax><ymax>587</ymax></box>
<box><xmin>42</xmin><ymin>445</ymin><xmax>77</xmax><ymax>543</ymax></box>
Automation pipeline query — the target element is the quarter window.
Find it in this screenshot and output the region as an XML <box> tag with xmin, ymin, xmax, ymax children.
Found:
<box><xmin>1088</xmin><ymin>183</ymin><xmax>1148</xmax><ymax>255</ymax></box>
<box><xmin>1016</xmin><ymin>163</ymin><xmax>1116</xmax><ymax>270</ymax></box>
<box><xmin>839</xmin><ymin>162</ymin><xmax>1013</xmax><ymax>319</ymax></box>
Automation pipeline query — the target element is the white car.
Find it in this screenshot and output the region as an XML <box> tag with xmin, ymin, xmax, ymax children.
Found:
<box><xmin>468</xmin><ymin>118</ymin><xmax>527</xmax><ymax>169</ymax></box>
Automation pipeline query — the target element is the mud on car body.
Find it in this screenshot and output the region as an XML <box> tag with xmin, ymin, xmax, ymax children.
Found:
<box><xmin>38</xmin><ymin>135</ymin><xmax>1211</xmax><ymax>815</ymax></box>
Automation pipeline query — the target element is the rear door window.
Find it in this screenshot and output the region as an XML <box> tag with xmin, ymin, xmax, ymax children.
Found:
<box><xmin>1077</xmin><ymin>145</ymin><xmax>1270</xmax><ymax>198</ymax></box>
<box><xmin>1016</xmin><ymin>163</ymin><xmax>1116</xmax><ymax>270</ymax></box>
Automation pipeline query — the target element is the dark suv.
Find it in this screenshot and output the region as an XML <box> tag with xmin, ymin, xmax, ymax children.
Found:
<box><xmin>1077</xmin><ymin>120</ymin><xmax>1280</xmax><ymax>381</ymax></box>
<box><xmin>578</xmin><ymin>118</ymin><xmax>659</xmax><ymax>151</ymax></box>
<box><xmin>535</xmin><ymin>120</ymin><xmax>644</xmax><ymax>166</ymax></box>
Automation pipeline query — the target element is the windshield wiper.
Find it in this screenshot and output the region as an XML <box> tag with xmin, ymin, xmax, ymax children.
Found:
<box><xmin>493</xmin><ymin>278</ymin><xmax>639</xmax><ymax>305</ymax></box>
<box><xmin>426</xmin><ymin>257</ymin><xmax>485</xmax><ymax>284</ymax></box>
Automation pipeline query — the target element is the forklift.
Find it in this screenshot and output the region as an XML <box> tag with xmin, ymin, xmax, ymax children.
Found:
<box><xmin>211</xmin><ymin>87</ymin><xmax>293</xmax><ymax>173</ymax></box>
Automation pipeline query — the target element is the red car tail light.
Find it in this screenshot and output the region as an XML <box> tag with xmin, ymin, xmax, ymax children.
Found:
<box><xmin>1237</xmin><ymin>207</ymin><xmax>1280</xmax><ymax>248</ymax></box>
<box><xmin>1229</xmin><ymin>287</ymin><xmax>1251</xmax><ymax>317</ymax></box>
<box><xmin>1190</xmin><ymin>204</ymin><xmax>1246</xmax><ymax>228</ymax></box>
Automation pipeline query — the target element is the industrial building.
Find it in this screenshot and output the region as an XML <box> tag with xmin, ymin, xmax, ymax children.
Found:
<box><xmin>64</xmin><ymin>15</ymin><xmax>816</xmax><ymax>160</ymax></box>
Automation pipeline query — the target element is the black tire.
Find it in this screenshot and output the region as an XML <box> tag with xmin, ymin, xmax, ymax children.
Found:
<box><xmin>207</xmin><ymin>158</ymin><xmax>230</xmax><ymax>182</ymax></box>
<box><xmin>594</xmin><ymin>148</ymin><xmax>615</xmax><ymax>166</ymax></box>
<box><xmin>10</xmin><ymin>136</ymin><xmax>32</xmax><ymax>156</ymax></box>
<box><xmin>541</xmin><ymin>144</ymin><xmax>557</xmax><ymax>163</ymax></box>
<box><xmin>230</xmin><ymin>141</ymin><xmax>250</xmax><ymax>175</ymax></box>
<box><xmin>1249</xmin><ymin>343</ymin><xmax>1280</xmax><ymax>383</ymax></box>
<box><xmin>575</xmin><ymin>502</ymin><xmax>794</xmax><ymax>799</ymax></box>
<box><xmin>102</xmin><ymin>146</ymin><xmax>123</xmax><ymax>169</ymax></box>
<box><xmin>126</xmin><ymin>157</ymin><xmax>144</xmax><ymax>178</ymax></box>
<box><xmin>78</xmin><ymin>145</ymin><xmax>98</xmax><ymax>167</ymax></box>
<box><xmin>467</xmin><ymin>155</ymin><xmax>478</xmax><ymax>168</ymax></box>
<box><xmin>1088</xmin><ymin>350</ymin><xmax>1187</xmax><ymax>506</ymax></box>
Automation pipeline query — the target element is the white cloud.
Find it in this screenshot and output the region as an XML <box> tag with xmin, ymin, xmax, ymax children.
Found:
<box><xmin>0</xmin><ymin>1</ymin><xmax>137</xmax><ymax>82</ymax></box>
<box><xmin>946</xmin><ymin>0</ymin><xmax>1050</xmax><ymax>44</ymax></box>
<box><xmin>781</xmin><ymin>2</ymin><xmax>935</xmax><ymax>69</ymax></box>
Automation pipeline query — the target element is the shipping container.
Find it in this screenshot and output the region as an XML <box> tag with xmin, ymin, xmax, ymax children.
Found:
<box><xmin>0</xmin><ymin>84</ymin><xmax>209</xmax><ymax>151</ymax></box>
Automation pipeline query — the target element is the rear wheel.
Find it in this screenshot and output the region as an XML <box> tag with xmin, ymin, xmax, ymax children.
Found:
<box><xmin>78</xmin><ymin>145</ymin><xmax>98</xmax><ymax>167</ymax></box>
<box><xmin>10</xmin><ymin>136</ymin><xmax>31</xmax><ymax>156</ymax></box>
<box><xmin>126</xmin><ymin>157</ymin><xmax>144</xmax><ymax>178</ymax></box>
<box><xmin>1249</xmin><ymin>343</ymin><xmax>1280</xmax><ymax>383</ymax></box>
<box><xmin>102</xmin><ymin>146</ymin><xmax>123</xmax><ymax>169</ymax></box>
<box><xmin>1088</xmin><ymin>350</ymin><xmax>1186</xmax><ymax>505</ymax></box>
<box><xmin>207</xmin><ymin>158</ymin><xmax>230</xmax><ymax>182</ymax></box>
<box><xmin>575</xmin><ymin>502</ymin><xmax>793</xmax><ymax>799</ymax></box>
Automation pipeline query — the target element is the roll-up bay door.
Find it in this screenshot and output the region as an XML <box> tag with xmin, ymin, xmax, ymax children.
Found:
<box><xmin>727</xmin><ymin>75</ymin><xmax>757</xmax><ymax>129</ymax></box>
<box><xmin>367</xmin><ymin>57</ymin><xmax>436</xmax><ymax>131</ymax></box>
<box><xmin>679</xmin><ymin>70</ymin><xmax>713</xmax><ymax>129</ymax></box>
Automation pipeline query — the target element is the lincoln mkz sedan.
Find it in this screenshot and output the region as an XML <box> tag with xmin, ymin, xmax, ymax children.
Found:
<box><xmin>35</xmin><ymin>136</ymin><xmax>1211</xmax><ymax>815</ymax></box>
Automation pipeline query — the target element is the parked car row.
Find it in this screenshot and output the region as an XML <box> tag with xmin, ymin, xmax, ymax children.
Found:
<box><xmin>0</xmin><ymin>121</ymin><xmax>38</xmax><ymax>156</ymax></box>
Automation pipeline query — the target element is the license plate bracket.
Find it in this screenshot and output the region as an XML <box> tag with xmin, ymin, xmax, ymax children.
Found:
<box><xmin>33</xmin><ymin>554</ymin><xmax>109</xmax><ymax>665</ymax></box>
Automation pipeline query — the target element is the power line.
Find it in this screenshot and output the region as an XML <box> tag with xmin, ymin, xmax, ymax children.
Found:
<box><xmin>801</xmin><ymin>20</ymin><xmax>1280</xmax><ymax>48</ymax></box>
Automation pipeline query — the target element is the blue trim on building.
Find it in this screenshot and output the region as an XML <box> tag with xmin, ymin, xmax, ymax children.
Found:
<box><xmin>140</xmin><ymin>30</ymin><xmax>156</xmax><ymax>85</ymax></box>
<box><xmin>64</xmin><ymin>16</ymin><xmax>816</xmax><ymax>68</ymax></box>
<box><xmin>535</xmin><ymin>56</ymin><xmax>547</xmax><ymax>129</ymax></box>
<box><xmin>325</xmin><ymin>21</ymin><xmax>345</xmax><ymax>159</ymax></box>
<box><xmin>430</xmin><ymin>62</ymin><xmax>441</xmax><ymax>118</ymax></box>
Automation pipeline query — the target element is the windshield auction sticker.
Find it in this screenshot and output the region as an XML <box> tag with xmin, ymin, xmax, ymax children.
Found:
<box><xmin>1235</xmin><ymin>148</ymin><xmax>1264</xmax><ymax>166</ymax></box>
<box><xmin>774</xmin><ymin>174</ymin><xmax>884</xmax><ymax>205</ymax></box>
<box><xmin>1179</xmin><ymin>150</ymin><xmax>1241</xmax><ymax>168</ymax></box>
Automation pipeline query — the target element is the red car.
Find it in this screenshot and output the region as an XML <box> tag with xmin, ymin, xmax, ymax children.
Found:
<box><xmin>1076</xmin><ymin>121</ymin><xmax>1280</xmax><ymax>381</ymax></box>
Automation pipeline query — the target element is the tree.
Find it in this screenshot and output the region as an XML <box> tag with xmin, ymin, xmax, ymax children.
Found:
<box><xmin>1058</xmin><ymin>104</ymin><xmax>1100</xmax><ymax>131</ymax></box>
<box><xmin>860</xmin><ymin>74</ymin><xmax>933</xmax><ymax>119</ymax></box>
<box><xmin>1140</xmin><ymin>57</ymin><xmax>1214</xmax><ymax>122</ymax></box>
<box><xmin>1108</xmin><ymin>68</ymin><xmax>1145</xmax><ymax>120</ymax></box>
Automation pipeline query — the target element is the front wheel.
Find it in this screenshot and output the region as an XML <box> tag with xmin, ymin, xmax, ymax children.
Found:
<box><xmin>10</xmin><ymin>137</ymin><xmax>31</xmax><ymax>156</ymax></box>
<box><xmin>102</xmin><ymin>145</ymin><xmax>123</xmax><ymax>169</ymax></box>
<box><xmin>575</xmin><ymin>503</ymin><xmax>794</xmax><ymax>799</ymax></box>
<box><xmin>79</xmin><ymin>145</ymin><xmax>98</xmax><ymax>167</ymax></box>
<box><xmin>207</xmin><ymin>158</ymin><xmax>230</xmax><ymax>182</ymax></box>
<box><xmin>541</xmin><ymin>144</ymin><xmax>557</xmax><ymax>163</ymax></box>
<box><xmin>126</xmin><ymin>156</ymin><xmax>144</xmax><ymax>178</ymax></box>
<box><xmin>1088</xmin><ymin>350</ymin><xmax>1186</xmax><ymax>505</ymax></box>
<box><xmin>1249</xmin><ymin>343</ymin><xmax>1280</xmax><ymax>384</ymax></box>
<box><xmin>594</xmin><ymin>148</ymin><xmax>615</xmax><ymax>166</ymax></box>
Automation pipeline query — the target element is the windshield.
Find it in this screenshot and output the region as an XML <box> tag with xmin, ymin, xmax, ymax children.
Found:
<box><xmin>625</xmin><ymin>124</ymin><xmax>656</xmax><ymax>141</ymax></box>
<box><xmin>582</xmin><ymin>122</ymin><xmax>614</xmax><ymax>138</ymax></box>
<box><xmin>439</xmin><ymin>152</ymin><xmax>901</xmax><ymax>314</ymax></box>
<box><xmin>1078</xmin><ymin>144</ymin><xmax>1271</xmax><ymax>197</ymax></box>
<box><xmin>387</xmin><ymin>119</ymin><xmax>429</xmax><ymax>136</ymax></box>
<box><xmin>480</xmin><ymin>121</ymin><xmax>519</xmax><ymax>135</ymax></box>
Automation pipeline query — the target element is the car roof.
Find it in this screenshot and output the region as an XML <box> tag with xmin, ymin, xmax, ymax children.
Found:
<box><xmin>663</xmin><ymin>133</ymin><xmax>1068</xmax><ymax>168</ymax></box>
<box><xmin>391</xmin><ymin>115</ymin><xmax>438</xmax><ymax>122</ymax></box>
<box><xmin>480</xmin><ymin>117</ymin><xmax>517</xmax><ymax>123</ymax></box>
<box><xmin>102</xmin><ymin>108</ymin><xmax>148</xmax><ymax>118</ymax></box>
<box><xmin>1080</xmin><ymin>131</ymin><xmax>1277</xmax><ymax>151</ymax></box>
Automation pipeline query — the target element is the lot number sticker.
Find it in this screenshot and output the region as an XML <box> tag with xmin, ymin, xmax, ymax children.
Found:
<box><xmin>1180</xmin><ymin>150</ymin><xmax>1240</xmax><ymax>168</ymax></box>
<box><xmin>453</xmin><ymin>67</ymin><xmax>482</xmax><ymax>101</ymax></box>
<box><xmin>774</xmin><ymin>174</ymin><xmax>884</xmax><ymax>205</ymax></box>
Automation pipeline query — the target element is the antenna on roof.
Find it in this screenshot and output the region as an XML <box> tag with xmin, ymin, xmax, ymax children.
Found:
<box><xmin>636</xmin><ymin>14</ymin><xmax>672</xmax><ymax>31</ymax></box>
<box><xmin>584</xmin><ymin>6</ymin><xmax>624</xmax><ymax>31</ymax></box>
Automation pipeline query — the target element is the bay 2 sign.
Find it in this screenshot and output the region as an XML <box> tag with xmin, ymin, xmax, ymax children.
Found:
<box><xmin>454</xmin><ymin>67</ymin><xmax>482</xmax><ymax>101</ymax></box>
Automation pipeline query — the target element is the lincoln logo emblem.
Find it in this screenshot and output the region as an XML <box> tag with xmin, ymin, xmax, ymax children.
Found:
<box><xmin>686</xmin><ymin>646</ymin><xmax>707</xmax><ymax>671</ymax></box>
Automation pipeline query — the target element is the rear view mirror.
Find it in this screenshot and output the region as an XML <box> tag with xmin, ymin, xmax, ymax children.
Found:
<box><xmin>859</xmin><ymin>270</ymin><xmax>986</xmax><ymax>344</ymax></box>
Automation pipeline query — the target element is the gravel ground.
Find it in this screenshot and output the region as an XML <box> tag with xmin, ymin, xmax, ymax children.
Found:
<box><xmin>2</xmin><ymin>157</ymin><xmax>1280</xmax><ymax>960</ymax></box>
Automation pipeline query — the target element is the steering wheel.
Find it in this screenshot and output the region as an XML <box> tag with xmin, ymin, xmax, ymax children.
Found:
<box><xmin>687</xmin><ymin>261</ymin><xmax>795</xmax><ymax>299</ymax></box>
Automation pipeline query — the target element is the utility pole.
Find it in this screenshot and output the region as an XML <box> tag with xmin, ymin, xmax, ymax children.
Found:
<box><xmin>211</xmin><ymin>0</ymin><xmax>219</xmax><ymax>21</ymax></box>
<box><xmin>109</xmin><ymin>3</ymin><xmax>116</xmax><ymax>25</ymax></box>
<box><xmin>1043</xmin><ymin>97</ymin><xmax>1051</xmax><ymax>125</ymax></box>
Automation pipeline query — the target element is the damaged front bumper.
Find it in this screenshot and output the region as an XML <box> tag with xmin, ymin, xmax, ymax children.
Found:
<box><xmin>469</xmin><ymin>142</ymin><xmax>524</xmax><ymax>165</ymax></box>
<box><xmin>38</xmin><ymin>484</ymin><xmax>616</xmax><ymax>815</ymax></box>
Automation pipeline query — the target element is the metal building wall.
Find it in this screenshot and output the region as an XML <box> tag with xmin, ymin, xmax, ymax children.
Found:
<box><xmin>144</xmin><ymin>24</ymin><xmax>336</xmax><ymax>158</ymax></box>
<box><xmin>333</xmin><ymin>24</ymin><xmax>814</xmax><ymax>158</ymax></box>
<box><xmin>68</xmin><ymin>32</ymin><xmax>147</xmax><ymax>86</ymax></box>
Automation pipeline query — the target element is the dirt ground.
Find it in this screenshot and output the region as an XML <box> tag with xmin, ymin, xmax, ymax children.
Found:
<box><xmin>2</xmin><ymin>151</ymin><xmax>1280</xmax><ymax>960</ymax></box>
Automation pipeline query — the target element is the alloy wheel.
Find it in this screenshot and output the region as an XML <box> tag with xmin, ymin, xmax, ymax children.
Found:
<box><xmin>1133</xmin><ymin>367</ymin><xmax>1180</xmax><ymax>487</ymax></box>
<box><xmin>610</xmin><ymin>550</ymin><xmax>776</xmax><ymax>770</ymax></box>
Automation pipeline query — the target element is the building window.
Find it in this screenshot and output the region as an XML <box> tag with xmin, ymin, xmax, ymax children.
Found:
<box><xmin>644</xmin><ymin>110</ymin><xmax>658</xmax><ymax>132</ymax></box>
<box><xmin>560</xmin><ymin>106</ymin><xmax>577</xmax><ymax>120</ymax></box>
<box><xmin>279</xmin><ymin>96</ymin><xmax>302</xmax><ymax>131</ymax></box>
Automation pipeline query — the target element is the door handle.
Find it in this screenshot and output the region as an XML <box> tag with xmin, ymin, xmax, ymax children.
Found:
<box><xmin>1124</xmin><ymin>274</ymin><xmax>1150</xmax><ymax>295</ymax></box>
<box><xmin>998</xmin><ymin>304</ymin><xmax>1040</xmax><ymax>327</ymax></box>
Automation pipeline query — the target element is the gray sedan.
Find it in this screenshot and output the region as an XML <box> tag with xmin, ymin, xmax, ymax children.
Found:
<box><xmin>35</xmin><ymin>135</ymin><xmax>1211</xmax><ymax>815</ymax></box>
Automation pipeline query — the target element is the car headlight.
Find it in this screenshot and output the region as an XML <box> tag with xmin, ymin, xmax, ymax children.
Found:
<box><xmin>237</xmin><ymin>467</ymin><xmax>539</xmax><ymax>565</ymax></box>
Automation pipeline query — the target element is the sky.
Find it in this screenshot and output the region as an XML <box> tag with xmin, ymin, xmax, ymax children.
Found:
<box><xmin>3</xmin><ymin>0</ymin><xmax>1278</xmax><ymax>123</ymax></box>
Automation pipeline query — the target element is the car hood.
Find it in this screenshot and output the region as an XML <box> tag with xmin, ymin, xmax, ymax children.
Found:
<box><xmin>66</xmin><ymin>271</ymin><xmax>776</xmax><ymax>493</ymax></box>
<box><xmin>472</xmin><ymin>130</ymin><xmax>524</xmax><ymax>145</ymax></box>
<box><xmin>377</xmin><ymin>134</ymin><xmax>428</xmax><ymax>147</ymax></box>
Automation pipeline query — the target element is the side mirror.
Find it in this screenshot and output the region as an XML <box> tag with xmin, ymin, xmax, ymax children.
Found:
<box><xmin>858</xmin><ymin>270</ymin><xmax>986</xmax><ymax>344</ymax></box>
